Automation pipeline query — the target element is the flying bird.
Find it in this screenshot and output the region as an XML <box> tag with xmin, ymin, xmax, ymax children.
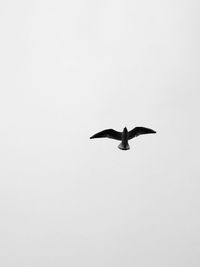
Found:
<box><xmin>90</xmin><ymin>126</ymin><xmax>156</xmax><ymax>150</ymax></box>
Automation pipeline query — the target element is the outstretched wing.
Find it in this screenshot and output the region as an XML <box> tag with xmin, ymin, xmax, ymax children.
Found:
<box><xmin>90</xmin><ymin>129</ymin><xmax>122</xmax><ymax>140</ymax></box>
<box><xmin>128</xmin><ymin>127</ymin><xmax>156</xmax><ymax>140</ymax></box>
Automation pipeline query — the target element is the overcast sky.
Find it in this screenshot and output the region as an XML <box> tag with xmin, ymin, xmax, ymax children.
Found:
<box><xmin>0</xmin><ymin>0</ymin><xmax>200</xmax><ymax>266</ymax></box>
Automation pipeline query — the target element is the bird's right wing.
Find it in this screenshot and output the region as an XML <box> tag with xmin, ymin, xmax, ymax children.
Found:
<box><xmin>128</xmin><ymin>127</ymin><xmax>156</xmax><ymax>140</ymax></box>
<box><xmin>90</xmin><ymin>129</ymin><xmax>122</xmax><ymax>140</ymax></box>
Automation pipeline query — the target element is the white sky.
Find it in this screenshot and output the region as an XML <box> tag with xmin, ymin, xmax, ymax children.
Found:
<box><xmin>0</xmin><ymin>0</ymin><xmax>200</xmax><ymax>266</ymax></box>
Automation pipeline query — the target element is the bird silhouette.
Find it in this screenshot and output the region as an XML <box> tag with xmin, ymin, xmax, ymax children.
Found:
<box><xmin>90</xmin><ymin>126</ymin><xmax>156</xmax><ymax>150</ymax></box>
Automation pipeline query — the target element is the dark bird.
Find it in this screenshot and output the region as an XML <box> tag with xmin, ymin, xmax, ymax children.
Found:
<box><xmin>90</xmin><ymin>126</ymin><xmax>156</xmax><ymax>150</ymax></box>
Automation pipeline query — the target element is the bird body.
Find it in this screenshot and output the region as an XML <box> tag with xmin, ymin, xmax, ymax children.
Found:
<box><xmin>118</xmin><ymin>127</ymin><xmax>130</xmax><ymax>150</ymax></box>
<box><xmin>90</xmin><ymin>126</ymin><xmax>156</xmax><ymax>150</ymax></box>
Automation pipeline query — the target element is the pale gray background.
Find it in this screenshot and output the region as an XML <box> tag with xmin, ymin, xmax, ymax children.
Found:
<box><xmin>0</xmin><ymin>0</ymin><xmax>200</xmax><ymax>266</ymax></box>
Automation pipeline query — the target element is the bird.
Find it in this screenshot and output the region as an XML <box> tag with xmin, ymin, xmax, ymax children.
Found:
<box><xmin>90</xmin><ymin>126</ymin><xmax>156</xmax><ymax>150</ymax></box>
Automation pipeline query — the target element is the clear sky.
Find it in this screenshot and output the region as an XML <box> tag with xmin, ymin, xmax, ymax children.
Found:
<box><xmin>0</xmin><ymin>0</ymin><xmax>200</xmax><ymax>266</ymax></box>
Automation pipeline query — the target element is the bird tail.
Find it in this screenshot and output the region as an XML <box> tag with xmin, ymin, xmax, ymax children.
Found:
<box><xmin>118</xmin><ymin>142</ymin><xmax>130</xmax><ymax>150</ymax></box>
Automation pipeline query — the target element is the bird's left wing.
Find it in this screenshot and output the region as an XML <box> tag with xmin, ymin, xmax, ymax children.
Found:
<box><xmin>128</xmin><ymin>127</ymin><xmax>156</xmax><ymax>140</ymax></box>
<box><xmin>90</xmin><ymin>129</ymin><xmax>122</xmax><ymax>140</ymax></box>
